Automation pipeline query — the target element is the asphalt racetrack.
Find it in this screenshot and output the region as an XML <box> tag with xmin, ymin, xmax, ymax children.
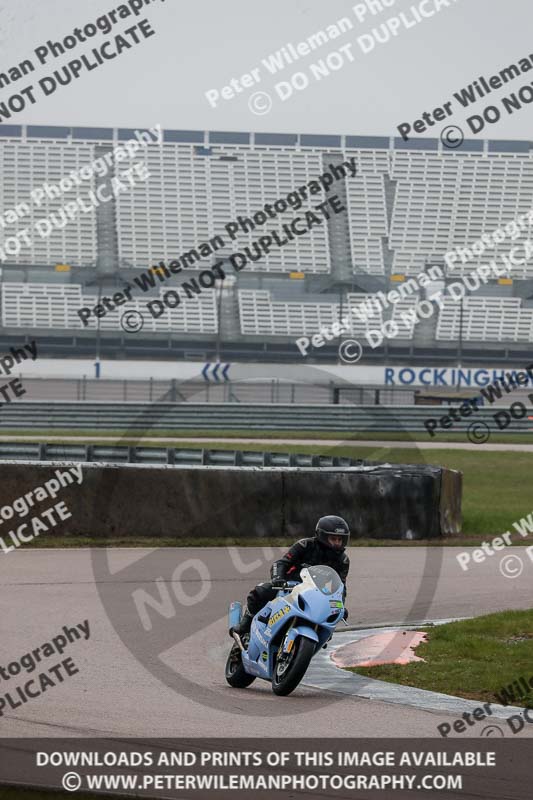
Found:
<box><xmin>2</xmin><ymin>546</ymin><xmax>532</xmax><ymax>740</ymax></box>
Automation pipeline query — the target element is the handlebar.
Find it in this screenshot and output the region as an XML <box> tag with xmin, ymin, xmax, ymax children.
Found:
<box><xmin>273</xmin><ymin>580</ymin><xmax>298</xmax><ymax>591</ymax></box>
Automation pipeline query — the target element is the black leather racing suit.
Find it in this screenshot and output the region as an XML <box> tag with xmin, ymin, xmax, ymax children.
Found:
<box><xmin>246</xmin><ymin>537</ymin><xmax>350</xmax><ymax>616</ymax></box>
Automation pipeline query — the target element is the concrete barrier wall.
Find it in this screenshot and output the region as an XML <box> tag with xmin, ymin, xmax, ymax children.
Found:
<box><xmin>0</xmin><ymin>461</ymin><xmax>462</xmax><ymax>543</ymax></box>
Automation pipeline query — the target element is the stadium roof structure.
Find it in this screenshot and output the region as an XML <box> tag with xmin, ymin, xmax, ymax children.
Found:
<box><xmin>0</xmin><ymin>125</ymin><xmax>531</xmax><ymax>154</ymax></box>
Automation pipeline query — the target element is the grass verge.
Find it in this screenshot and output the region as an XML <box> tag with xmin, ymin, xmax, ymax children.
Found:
<box><xmin>347</xmin><ymin>609</ymin><xmax>533</xmax><ymax>705</ymax></box>
<box><xmin>22</xmin><ymin>534</ymin><xmax>533</xmax><ymax>549</ymax></box>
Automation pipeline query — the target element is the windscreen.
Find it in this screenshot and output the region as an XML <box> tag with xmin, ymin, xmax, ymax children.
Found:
<box><xmin>306</xmin><ymin>565</ymin><xmax>342</xmax><ymax>595</ymax></box>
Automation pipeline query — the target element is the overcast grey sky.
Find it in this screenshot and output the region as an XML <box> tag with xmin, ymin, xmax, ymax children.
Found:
<box><xmin>1</xmin><ymin>0</ymin><xmax>532</xmax><ymax>139</ymax></box>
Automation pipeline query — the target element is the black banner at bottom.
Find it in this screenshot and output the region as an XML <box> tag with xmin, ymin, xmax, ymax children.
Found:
<box><xmin>0</xmin><ymin>738</ymin><xmax>531</xmax><ymax>799</ymax></box>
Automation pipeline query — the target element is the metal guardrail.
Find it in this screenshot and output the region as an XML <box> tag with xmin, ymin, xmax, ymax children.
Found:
<box><xmin>15</xmin><ymin>377</ymin><xmax>407</xmax><ymax>405</ymax></box>
<box><xmin>0</xmin><ymin>402</ymin><xmax>531</xmax><ymax>432</ymax></box>
<box><xmin>0</xmin><ymin>443</ymin><xmax>377</xmax><ymax>466</ymax></box>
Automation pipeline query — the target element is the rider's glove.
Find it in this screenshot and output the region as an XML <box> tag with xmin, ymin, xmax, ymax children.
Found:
<box><xmin>271</xmin><ymin>576</ymin><xmax>286</xmax><ymax>589</ymax></box>
<box><xmin>343</xmin><ymin>608</ymin><xmax>349</xmax><ymax>622</ymax></box>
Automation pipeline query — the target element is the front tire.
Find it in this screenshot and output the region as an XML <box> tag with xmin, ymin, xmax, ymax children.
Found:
<box><xmin>272</xmin><ymin>637</ymin><xmax>315</xmax><ymax>696</ymax></box>
<box><xmin>225</xmin><ymin>643</ymin><xmax>256</xmax><ymax>688</ymax></box>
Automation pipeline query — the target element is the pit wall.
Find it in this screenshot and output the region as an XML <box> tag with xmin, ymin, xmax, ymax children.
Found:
<box><xmin>0</xmin><ymin>462</ymin><xmax>462</xmax><ymax>541</ymax></box>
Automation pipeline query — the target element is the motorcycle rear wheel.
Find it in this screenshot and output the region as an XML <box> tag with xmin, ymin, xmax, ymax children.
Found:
<box><xmin>225</xmin><ymin>643</ymin><xmax>256</xmax><ymax>688</ymax></box>
<box><xmin>272</xmin><ymin>637</ymin><xmax>315</xmax><ymax>696</ymax></box>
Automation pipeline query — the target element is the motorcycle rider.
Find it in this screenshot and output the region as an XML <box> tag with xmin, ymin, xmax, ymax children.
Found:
<box><xmin>232</xmin><ymin>515</ymin><xmax>351</xmax><ymax>637</ymax></box>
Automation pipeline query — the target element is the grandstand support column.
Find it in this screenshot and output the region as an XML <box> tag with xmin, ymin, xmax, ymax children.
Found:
<box><xmin>411</xmin><ymin>306</ymin><xmax>439</xmax><ymax>352</ymax></box>
<box><xmin>94</xmin><ymin>145</ymin><xmax>120</xmax><ymax>276</ymax></box>
<box><xmin>458</xmin><ymin>296</ymin><xmax>464</xmax><ymax>367</ymax></box>
<box><xmin>382</xmin><ymin>175</ymin><xmax>397</xmax><ymax>281</ymax></box>
<box><xmin>95</xmin><ymin>277</ymin><xmax>102</xmax><ymax>369</ymax></box>
<box><xmin>88</xmin><ymin>145</ymin><xmax>121</xmax><ymax>374</ymax></box>
<box><xmin>322</xmin><ymin>153</ymin><xmax>353</xmax><ymax>284</ymax></box>
<box><xmin>411</xmin><ymin>272</ymin><xmax>441</xmax><ymax>352</ymax></box>
<box><xmin>215</xmin><ymin>260</ymin><xmax>241</xmax><ymax>355</ymax></box>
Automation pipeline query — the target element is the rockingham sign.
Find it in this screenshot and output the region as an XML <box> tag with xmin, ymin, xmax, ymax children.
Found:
<box><xmin>324</xmin><ymin>365</ymin><xmax>533</xmax><ymax>389</ymax></box>
<box><xmin>17</xmin><ymin>358</ymin><xmax>533</xmax><ymax>391</ymax></box>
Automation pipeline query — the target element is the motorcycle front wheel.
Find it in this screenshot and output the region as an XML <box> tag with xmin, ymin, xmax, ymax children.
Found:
<box><xmin>271</xmin><ymin>637</ymin><xmax>315</xmax><ymax>696</ymax></box>
<box><xmin>225</xmin><ymin>643</ymin><xmax>256</xmax><ymax>688</ymax></box>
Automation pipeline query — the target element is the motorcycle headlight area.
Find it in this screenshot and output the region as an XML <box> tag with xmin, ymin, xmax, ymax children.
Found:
<box><xmin>326</xmin><ymin>600</ymin><xmax>343</xmax><ymax>623</ymax></box>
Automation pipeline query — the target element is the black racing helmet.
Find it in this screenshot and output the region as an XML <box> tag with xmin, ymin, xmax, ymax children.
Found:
<box><xmin>315</xmin><ymin>515</ymin><xmax>350</xmax><ymax>551</ymax></box>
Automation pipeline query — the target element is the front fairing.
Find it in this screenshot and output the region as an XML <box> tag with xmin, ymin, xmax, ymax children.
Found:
<box><xmin>243</xmin><ymin>566</ymin><xmax>344</xmax><ymax>678</ymax></box>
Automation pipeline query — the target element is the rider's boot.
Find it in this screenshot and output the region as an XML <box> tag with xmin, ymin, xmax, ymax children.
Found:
<box><xmin>231</xmin><ymin>609</ymin><xmax>253</xmax><ymax>637</ymax></box>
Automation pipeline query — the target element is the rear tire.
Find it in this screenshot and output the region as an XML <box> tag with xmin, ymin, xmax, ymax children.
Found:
<box><xmin>225</xmin><ymin>643</ymin><xmax>256</xmax><ymax>688</ymax></box>
<box><xmin>272</xmin><ymin>637</ymin><xmax>315</xmax><ymax>696</ymax></box>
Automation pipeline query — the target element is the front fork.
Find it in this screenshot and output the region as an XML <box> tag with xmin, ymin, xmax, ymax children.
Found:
<box><xmin>279</xmin><ymin>621</ymin><xmax>322</xmax><ymax>657</ymax></box>
<box><xmin>278</xmin><ymin>619</ymin><xmax>296</xmax><ymax>658</ymax></box>
<box><xmin>231</xmin><ymin>632</ymin><xmax>245</xmax><ymax>652</ymax></box>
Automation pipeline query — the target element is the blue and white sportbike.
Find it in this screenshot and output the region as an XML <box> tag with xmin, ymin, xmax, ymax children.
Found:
<box><xmin>225</xmin><ymin>564</ymin><xmax>345</xmax><ymax>696</ymax></box>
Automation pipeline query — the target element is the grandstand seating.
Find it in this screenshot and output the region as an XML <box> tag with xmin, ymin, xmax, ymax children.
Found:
<box><xmin>1</xmin><ymin>283</ymin><xmax>218</xmax><ymax>333</ymax></box>
<box><xmin>390</xmin><ymin>296</ymin><xmax>419</xmax><ymax>339</ymax></box>
<box><xmin>436</xmin><ymin>297</ymin><xmax>533</xmax><ymax>342</ymax></box>
<box><xmin>1</xmin><ymin>128</ymin><xmax>532</xmax><ymax>279</ymax></box>
<box><xmin>0</xmin><ymin>140</ymin><xmax>97</xmax><ymax>266</ymax></box>
<box><xmin>0</xmin><ymin>127</ymin><xmax>532</xmax><ymax>346</ymax></box>
<box><xmin>238</xmin><ymin>289</ymin><xmax>533</xmax><ymax>344</ymax></box>
<box><xmin>4</xmin><ymin>281</ymin><xmax>533</xmax><ymax>344</ymax></box>
<box><xmin>345</xmin><ymin>174</ymin><xmax>387</xmax><ymax>275</ymax></box>
<box><xmin>2</xmin><ymin>283</ymin><xmax>84</xmax><ymax>330</ymax></box>
<box><xmin>390</xmin><ymin>152</ymin><xmax>533</xmax><ymax>276</ymax></box>
<box><xmin>239</xmin><ymin>290</ymin><xmax>337</xmax><ymax>336</ymax></box>
<box><xmin>238</xmin><ymin>290</ymin><xmax>383</xmax><ymax>337</ymax></box>
<box><xmin>210</xmin><ymin>151</ymin><xmax>331</xmax><ymax>273</ymax></box>
<box><xmin>116</xmin><ymin>145</ymin><xmax>212</xmax><ymax>268</ymax></box>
